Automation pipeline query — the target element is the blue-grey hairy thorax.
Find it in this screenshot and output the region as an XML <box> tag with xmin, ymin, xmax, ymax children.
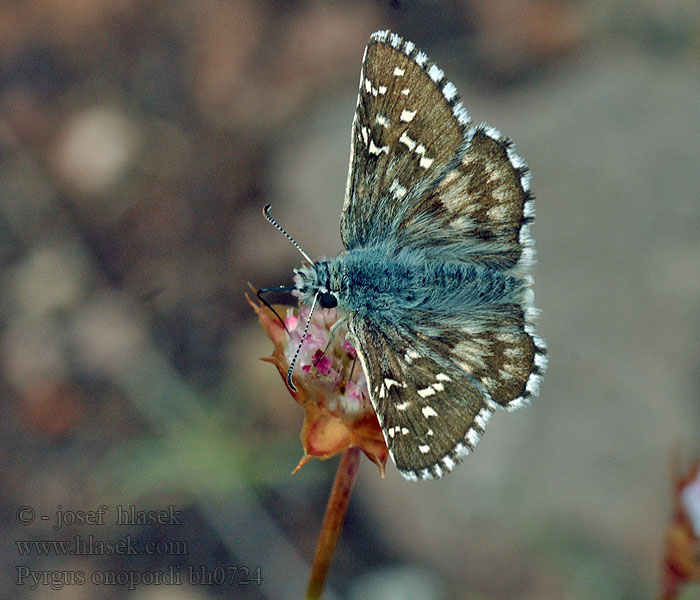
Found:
<box><xmin>273</xmin><ymin>29</ymin><xmax>548</xmax><ymax>482</ymax></box>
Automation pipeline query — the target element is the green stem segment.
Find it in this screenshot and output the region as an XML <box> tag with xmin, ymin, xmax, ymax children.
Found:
<box><xmin>305</xmin><ymin>447</ymin><xmax>362</xmax><ymax>600</ymax></box>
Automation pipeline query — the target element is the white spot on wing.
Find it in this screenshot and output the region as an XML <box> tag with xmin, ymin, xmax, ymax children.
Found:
<box><xmin>401</xmin><ymin>88</ymin><xmax>410</xmax><ymax>95</ymax></box>
<box><xmin>443</xmin><ymin>81</ymin><xmax>457</xmax><ymax>101</ymax></box>
<box><xmin>419</xmin><ymin>445</ymin><xmax>431</xmax><ymax>454</ymax></box>
<box><xmin>422</xmin><ymin>406</ymin><xmax>438</xmax><ymax>418</ymax></box>
<box><xmin>390</xmin><ymin>179</ymin><xmax>407</xmax><ymax>200</ymax></box>
<box><xmin>507</xmin><ymin>397</ymin><xmax>529</xmax><ymax>411</ymax></box>
<box><xmin>526</xmin><ymin>376</ymin><xmax>540</xmax><ymax>395</ymax></box>
<box><xmin>395</xmin><ymin>401</ymin><xmax>411</xmax><ymax>411</ymax></box>
<box><xmin>419</xmin><ymin>156</ymin><xmax>434</xmax><ymax>169</ymax></box>
<box><xmin>369</xmin><ymin>139</ymin><xmax>389</xmax><ymax>155</ymax></box>
<box><xmin>452</xmin><ymin>101</ymin><xmax>470</xmax><ymax>125</ymax></box>
<box><xmin>384</xmin><ymin>378</ymin><xmax>404</xmax><ymax>390</ymax></box>
<box><xmin>417</xmin><ymin>386</ymin><xmax>436</xmax><ymax>398</ymax></box>
<box><xmin>428</xmin><ymin>64</ymin><xmax>444</xmax><ymax>82</ymax></box>
<box><xmin>474</xmin><ymin>408</ymin><xmax>491</xmax><ymax>430</ymax></box>
<box><xmin>399</xmin><ymin>131</ymin><xmax>416</xmax><ymax>151</ymax></box>
<box><xmin>400</xmin><ymin>109</ymin><xmax>416</xmax><ymax>122</ymax></box>
<box><xmin>435</xmin><ymin>373</ymin><xmax>451</xmax><ymax>382</ymax></box>
<box><xmin>393</xmin><ymin>66</ymin><xmax>405</xmax><ymax>76</ymax></box>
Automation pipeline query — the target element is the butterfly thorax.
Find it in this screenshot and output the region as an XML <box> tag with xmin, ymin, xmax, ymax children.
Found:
<box><xmin>295</xmin><ymin>248</ymin><xmax>524</xmax><ymax>323</ymax></box>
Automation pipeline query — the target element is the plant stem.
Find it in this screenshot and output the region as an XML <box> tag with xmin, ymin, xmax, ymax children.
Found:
<box><xmin>659</xmin><ymin>566</ymin><xmax>680</xmax><ymax>600</ymax></box>
<box><xmin>306</xmin><ymin>447</ymin><xmax>362</xmax><ymax>600</ymax></box>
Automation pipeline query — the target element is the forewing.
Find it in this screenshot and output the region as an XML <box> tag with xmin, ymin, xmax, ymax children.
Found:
<box><xmin>348</xmin><ymin>314</ymin><xmax>492</xmax><ymax>481</ymax></box>
<box><xmin>340</xmin><ymin>30</ymin><xmax>471</xmax><ymax>250</ymax></box>
<box><xmin>348</xmin><ymin>309</ymin><xmax>547</xmax><ymax>480</ymax></box>
<box><xmin>395</xmin><ymin>125</ymin><xmax>536</xmax><ymax>272</ymax></box>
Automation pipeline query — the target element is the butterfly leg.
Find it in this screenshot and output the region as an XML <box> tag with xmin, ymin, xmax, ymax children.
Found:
<box><xmin>312</xmin><ymin>316</ymin><xmax>348</xmax><ymax>367</ymax></box>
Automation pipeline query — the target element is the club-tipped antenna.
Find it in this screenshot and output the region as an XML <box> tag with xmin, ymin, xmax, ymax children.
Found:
<box><xmin>286</xmin><ymin>291</ymin><xmax>319</xmax><ymax>391</ymax></box>
<box><xmin>263</xmin><ymin>204</ymin><xmax>313</xmax><ymax>264</ymax></box>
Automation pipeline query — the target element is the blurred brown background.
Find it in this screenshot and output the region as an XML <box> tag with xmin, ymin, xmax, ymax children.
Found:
<box><xmin>1</xmin><ymin>1</ymin><xmax>699</xmax><ymax>599</ymax></box>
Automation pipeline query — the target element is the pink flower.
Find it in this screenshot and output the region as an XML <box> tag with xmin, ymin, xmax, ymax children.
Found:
<box><xmin>248</xmin><ymin>293</ymin><xmax>388</xmax><ymax>476</ymax></box>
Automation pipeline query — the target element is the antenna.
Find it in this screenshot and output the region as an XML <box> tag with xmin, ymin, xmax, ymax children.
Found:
<box><xmin>263</xmin><ymin>204</ymin><xmax>317</xmax><ymax>391</ymax></box>
<box><xmin>263</xmin><ymin>204</ymin><xmax>313</xmax><ymax>264</ymax></box>
<box><xmin>286</xmin><ymin>291</ymin><xmax>319</xmax><ymax>391</ymax></box>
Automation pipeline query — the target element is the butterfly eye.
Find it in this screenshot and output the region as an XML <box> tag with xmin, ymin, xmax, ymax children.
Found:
<box><xmin>319</xmin><ymin>292</ymin><xmax>338</xmax><ymax>309</ymax></box>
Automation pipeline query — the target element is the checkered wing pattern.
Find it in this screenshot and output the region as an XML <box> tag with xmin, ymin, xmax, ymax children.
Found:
<box><xmin>348</xmin><ymin>314</ymin><xmax>494</xmax><ymax>480</ymax></box>
<box><xmin>348</xmin><ymin>300</ymin><xmax>546</xmax><ymax>480</ymax></box>
<box><xmin>340</xmin><ymin>31</ymin><xmax>471</xmax><ymax>250</ymax></box>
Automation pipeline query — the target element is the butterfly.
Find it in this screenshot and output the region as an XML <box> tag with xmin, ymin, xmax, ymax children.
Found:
<box><xmin>267</xmin><ymin>30</ymin><xmax>547</xmax><ymax>481</ymax></box>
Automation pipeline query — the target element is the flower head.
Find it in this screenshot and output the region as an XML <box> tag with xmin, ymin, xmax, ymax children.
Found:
<box><xmin>248</xmin><ymin>293</ymin><xmax>388</xmax><ymax>476</ymax></box>
<box><xmin>662</xmin><ymin>458</ymin><xmax>700</xmax><ymax>599</ymax></box>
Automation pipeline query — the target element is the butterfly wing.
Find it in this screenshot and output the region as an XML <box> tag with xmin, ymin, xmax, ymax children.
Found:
<box><xmin>340</xmin><ymin>30</ymin><xmax>472</xmax><ymax>251</ymax></box>
<box><xmin>342</xmin><ymin>31</ymin><xmax>534</xmax><ymax>273</ymax></box>
<box><xmin>348</xmin><ymin>314</ymin><xmax>493</xmax><ymax>480</ymax></box>
<box><xmin>394</xmin><ymin>126</ymin><xmax>536</xmax><ymax>272</ymax></box>
<box><xmin>348</xmin><ymin>302</ymin><xmax>546</xmax><ymax>480</ymax></box>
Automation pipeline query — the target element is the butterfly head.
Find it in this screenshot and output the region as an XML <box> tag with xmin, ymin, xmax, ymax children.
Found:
<box><xmin>262</xmin><ymin>204</ymin><xmax>343</xmax><ymax>311</ymax></box>
<box><xmin>294</xmin><ymin>260</ymin><xmax>342</xmax><ymax>310</ymax></box>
